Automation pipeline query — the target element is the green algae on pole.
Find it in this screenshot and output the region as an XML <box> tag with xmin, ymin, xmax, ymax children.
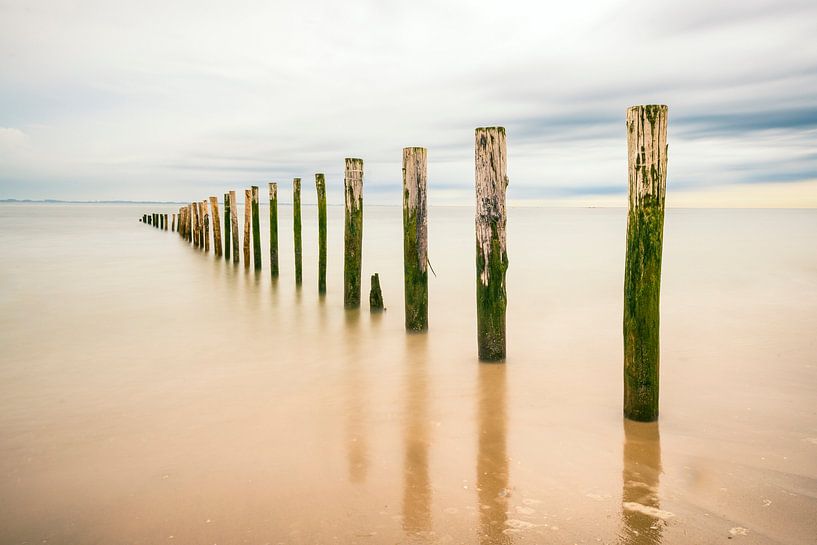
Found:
<box><xmin>293</xmin><ymin>178</ymin><xmax>303</xmax><ymax>286</ymax></box>
<box><xmin>344</xmin><ymin>158</ymin><xmax>364</xmax><ymax>309</ymax></box>
<box><xmin>268</xmin><ymin>183</ymin><xmax>279</xmax><ymax>277</ymax></box>
<box><xmin>474</xmin><ymin>127</ymin><xmax>509</xmax><ymax>362</ymax></box>
<box><xmin>243</xmin><ymin>189</ymin><xmax>252</xmax><ymax>268</ymax></box>
<box><xmin>623</xmin><ymin>105</ymin><xmax>668</xmax><ymax>422</ymax></box>
<box><xmin>402</xmin><ymin>147</ymin><xmax>428</xmax><ymax>331</ymax></box>
<box><xmin>223</xmin><ymin>193</ymin><xmax>231</xmax><ymax>261</ymax></box>
<box><xmin>369</xmin><ymin>273</ymin><xmax>384</xmax><ymax>311</ymax></box>
<box><xmin>229</xmin><ymin>191</ymin><xmax>240</xmax><ymax>264</ymax></box>
<box><xmin>251</xmin><ymin>186</ymin><xmax>262</xmax><ymax>270</ymax></box>
<box><xmin>316</xmin><ymin>174</ymin><xmax>327</xmax><ymax>295</ymax></box>
<box><xmin>209</xmin><ymin>196</ymin><xmax>222</xmax><ymax>257</ymax></box>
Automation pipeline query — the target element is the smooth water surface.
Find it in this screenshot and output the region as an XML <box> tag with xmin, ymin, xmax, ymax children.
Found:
<box><xmin>1</xmin><ymin>203</ymin><xmax>816</xmax><ymax>544</ymax></box>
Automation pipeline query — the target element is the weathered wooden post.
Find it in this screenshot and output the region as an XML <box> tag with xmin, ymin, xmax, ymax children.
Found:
<box><xmin>209</xmin><ymin>196</ymin><xmax>222</xmax><ymax>257</ymax></box>
<box><xmin>243</xmin><ymin>189</ymin><xmax>251</xmax><ymax>267</ymax></box>
<box><xmin>164</xmin><ymin>213</ymin><xmax>168</xmax><ymax>231</ymax></box>
<box><xmin>172</xmin><ymin>213</ymin><xmax>176</xmax><ymax>232</ymax></box>
<box><xmin>475</xmin><ymin>127</ymin><xmax>508</xmax><ymax>362</ymax></box>
<box><xmin>199</xmin><ymin>201</ymin><xmax>207</xmax><ymax>251</ymax></box>
<box><xmin>316</xmin><ymin>174</ymin><xmax>327</xmax><ymax>295</ymax></box>
<box><xmin>223</xmin><ymin>193</ymin><xmax>231</xmax><ymax>261</ymax></box>
<box><xmin>191</xmin><ymin>203</ymin><xmax>199</xmax><ymax>247</ymax></box>
<box><xmin>142</xmin><ymin>214</ymin><xmax>147</xmax><ymax>224</ymax></box>
<box><xmin>344</xmin><ymin>158</ymin><xmax>364</xmax><ymax>308</ymax></box>
<box><xmin>269</xmin><ymin>183</ymin><xmax>279</xmax><ymax>277</ymax></box>
<box><xmin>251</xmin><ymin>186</ymin><xmax>262</xmax><ymax>270</ymax></box>
<box><xmin>188</xmin><ymin>204</ymin><xmax>193</xmax><ymax>243</ymax></box>
<box><xmin>402</xmin><ymin>147</ymin><xmax>429</xmax><ymax>331</ymax></box>
<box><xmin>153</xmin><ymin>213</ymin><xmax>158</xmax><ymax>227</ymax></box>
<box><xmin>293</xmin><ymin>178</ymin><xmax>303</xmax><ymax>286</ymax></box>
<box><xmin>370</xmin><ymin>273</ymin><xmax>384</xmax><ymax>311</ymax></box>
<box><xmin>229</xmin><ymin>191</ymin><xmax>239</xmax><ymax>264</ymax></box>
<box><xmin>204</xmin><ymin>200</ymin><xmax>212</xmax><ymax>252</ymax></box>
<box><xmin>623</xmin><ymin>105</ymin><xmax>668</xmax><ymax>422</ymax></box>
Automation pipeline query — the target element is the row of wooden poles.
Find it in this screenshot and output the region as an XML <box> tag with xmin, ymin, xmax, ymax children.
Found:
<box><xmin>140</xmin><ymin>105</ymin><xmax>668</xmax><ymax>422</ymax></box>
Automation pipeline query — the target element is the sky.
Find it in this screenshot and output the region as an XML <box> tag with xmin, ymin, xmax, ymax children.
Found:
<box><xmin>1</xmin><ymin>0</ymin><xmax>816</xmax><ymax>206</ymax></box>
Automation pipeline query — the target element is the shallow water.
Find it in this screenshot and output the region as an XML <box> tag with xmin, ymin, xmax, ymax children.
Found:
<box><xmin>1</xmin><ymin>203</ymin><xmax>816</xmax><ymax>544</ymax></box>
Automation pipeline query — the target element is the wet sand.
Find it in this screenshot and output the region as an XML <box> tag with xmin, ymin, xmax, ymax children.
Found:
<box><xmin>0</xmin><ymin>203</ymin><xmax>815</xmax><ymax>544</ymax></box>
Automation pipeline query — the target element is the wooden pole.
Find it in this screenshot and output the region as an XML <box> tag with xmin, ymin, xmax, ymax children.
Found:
<box><xmin>293</xmin><ymin>178</ymin><xmax>302</xmax><ymax>286</ymax></box>
<box><xmin>475</xmin><ymin>127</ymin><xmax>508</xmax><ymax>362</ymax></box>
<box><xmin>251</xmin><ymin>186</ymin><xmax>261</xmax><ymax>270</ymax></box>
<box><xmin>203</xmin><ymin>200</ymin><xmax>211</xmax><ymax>252</ymax></box>
<box><xmin>172</xmin><ymin>213</ymin><xmax>176</xmax><ymax>232</ymax></box>
<box><xmin>243</xmin><ymin>189</ymin><xmax>251</xmax><ymax>268</ymax></box>
<box><xmin>402</xmin><ymin>147</ymin><xmax>428</xmax><ymax>331</ymax></box>
<box><xmin>223</xmin><ymin>193</ymin><xmax>231</xmax><ymax>261</ymax></box>
<box><xmin>199</xmin><ymin>201</ymin><xmax>206</xmax><ymax>251</ymax></box>
<box><xmin>229</xmin><ymin>191</ymin><xmax>239</xmax><ymax>264</ymax></box>
<box><xmin>316</xmin><ymin>174</ymin><xmax>327</xmax><ymax>295</ymax></box>
<box><xmin>344</xmin><ymin>158</ymin><xmax>364</xmax><ymax>309</ymax></box>
<box><xmin>191</xmin><ymin>203</ymin><xmax>199</xmax><ymax>247</ymax></box>
<box><xmin>188</xmin><ymin>204</ymin><xmax>193</xmax><ymax>243</ymax></box>
<box><xmin>269</xmin><ymin>183</ymin><xmax>279</xmax><ymax>277</ymax></box>
<box><xmin>210</xmin><ymin>196</ymin><xmax>222</xmax><ymax>257</ymax></box>
<box><xmin>164</xmin><ymin>213</ymin><xmax>168</xmax><ymax>231</ymax></box>
<box><xmin>624</xmin><ymin>105</ymin><xmax>668</xmax><ymax>422</ymax></box>
<box><xmin>143</xmin><ymin>214</ymin><xmax>147</xmax><ymax>224</ymax></box>
<box><xmin>369</xmin><ymin>273</ymin><xmax>384</xmax><ymax>311</ymax></box>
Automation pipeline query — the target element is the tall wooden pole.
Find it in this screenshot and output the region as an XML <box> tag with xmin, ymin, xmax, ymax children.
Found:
<box><xmin>402</xmin><ymin>147</ymin><xmax>428</xmax><ymax>331</ymax></box>
<box><xmin>293</xmin><ymin>178</ymin><xmax>303</xmax><ymax>286</ymax></box>
<box><xmin>243</xmin><ymin>189</ymin><xmax>251</xmax><ymax>268</ymax></box>
<box><xmin>623</xmin><ymin>105</ymin><xmax>668</xmax><ymax>422</ymax></box>
<box><xmin>210</xmin><ymin>196</ymin><xmax>222</xmax><ymax>257</ymax></box>
<box><xmin>191</xmin><ymin>203</ymin><xmax>199</xmax><ymax>247</ymax></box>
<box><xmin>164</xmin><ymin>213</ymin><xmax>168</xmax><ymax>230</ymax></box>
<box><xmin>201</xmin><ymin>201</ymin><xmax>209</xmax><ymax>251</ymax></box>
<box><xmin>223</xmin><ymin>193</ymin><xmax>231</xmax><ymax>261</ymax></box>
<box><xmin>171</xmin><ymin>213</ymin><xmax>176</xmax><ymax>232</ymax></box>
<box><xmin>229</xmin><ymin>191</ymin><xmax>239</xmax><ymax>264</ymax></box>
<box><xmin>316</xmin><ymin>174</ymin><xmax>327</xmax><ymax>295</ymax></box>
<box><xmin>344</xmin><ymin>158</ymin><xmax>364</xmax><ymax>309</ymax></box>
<box><xmin>269</xmin><ymin>183</ymin><xmax>279</xmax><ymax>277</ymax></box>
<box><xmin>475</xmin><ymin>127</ymin><xmax>508</xmax><ymax>362</ymax></box>
<box><xmin>187</xmin><ymin>204</ymin><xmax>193</xmax><ymax>243</ymax></box>
<box><xmin>251</xmin><ymin>186</ymin><xmax>262</xmax><ymax>270</ymax></box>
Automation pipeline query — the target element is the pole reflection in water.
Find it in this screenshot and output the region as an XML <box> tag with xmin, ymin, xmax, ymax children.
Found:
<box><xmin>344</xmin><ymin>310</ymin><xmax>368</xmax><ymax>483</ymax></box>
<box><xmin>620</xmin><ymin>420</ymin><xmax>664</xmax><ymax>545</ymax></box>
<box><xmin>477</xmin><ymin>364</ymin><xmax>511</xmax><ymax>545</ymax></box>
<box><xmin>402</xmin><ymin>334</ymin><xmax>432</xmax><ymax>537</ymax></box>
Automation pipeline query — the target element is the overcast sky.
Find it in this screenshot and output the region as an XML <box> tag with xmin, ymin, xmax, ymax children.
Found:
<box><xmin>1</xmin><ymin>0</ymin><xmax>816</xmax><ymax>206</ymax></box>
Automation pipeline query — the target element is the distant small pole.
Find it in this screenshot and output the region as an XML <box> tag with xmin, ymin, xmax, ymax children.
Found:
<box><xmin>293</xmin><ymin>178</ymin><xmax>303</xmax><ymax>285</ymax></box>
<box><xmin>229</xmin><ymin>191</ymin><xmax>239</xmax><ymax>264</ymax></box>
<box><xmin>623</xmin><ymin>105</ymin><xmax>668</xmax><ymax>423</ymax></box>
<box><xmin>171</xmin><ymin>213</ymin><xmax>176</xmax><ymax>232</ymax></box>
<box><xmin>192</xmin><ymin>203</ymin><xmax>199</xmax><ymax>247</ymax></box>
<box><xmin>402</xmin><ymin>147</ymin><xmax>429</xmax><ymax>331</ymax></box>
<box><xmin>370</xmin><ymin>273</ymin><xmax>384</xmax><ymax>311</ymax></box>
<box><xmin>210</xmin><ymin>196</ymin><xmax>222</xmax><ymax>257</ymax></box>
<box><xmin>223</xmin><ymin>193</ymin><xmax>231</xmax><ymax>260</ymax></box>
<box><xmin>316</xmin><ymin>174</ymin><xmax>327</xmax><ymax>295</ymax></box>
<box><xmin>251</xmin><ymin>186</ymin><xmax>261</xmax><ymax>270</ymax></box>
<box><xmin>475</xmin><ymin>127</ymin><xmax>509</xmax><ymax>362</ymax></box>
<box><xmin>143</xmin><ymin>214</ymin><xmax>147</xmax><ymax>224</ymax></box>
<box><xmin>198</xmin><ymin>201</ymin><xmax>206</xmax><ymax>250</ymax></box>
<box><xmin>164</xmin><ymin>213</ymin><xmax>168</xmax><ymax>231</ymax></box>
<box><xmin>147</xmin><ymin>214</ymin><xmax>151</xmax><ymax>226</ymax></box>
<box><xmin>153</xmin><ymin>213</ymin><xmax>158</xmax><ymax>228</ymax></box>
<box><xmin>344</xmin><ymin>158</ymin><xmax>364</xmax><ymax>309</ymax></box>
<box><xmin>161</xmin><ymin>213</ymin><xmax>164</xmax><ymax>229</ymax></box>
<box><xmin>269</xmin><ymin>182</ymin><xmax>279</xmax><ymax>277</ymax></box>
<box><xmin>243</xmin><ymin>189</ymin><xmax>252</xmax><ymax>267</ymax></box>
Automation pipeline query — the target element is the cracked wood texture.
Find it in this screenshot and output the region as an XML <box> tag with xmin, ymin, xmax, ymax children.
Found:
<box><xmin>251</xmin><ymin>186</ymin><xmax>261</xmax><ymax>270</ymax></box>
<box><xmin>623</xmin><ymin>104</ymin><xmax>668</xmax><ymax>422</ymax></box>
<box><xmin>402</xmin><ymin>147</ymin><xmax>428</xmax><ymax>331</ymax></box>
<box><xmin>223</xmin><ymin>193</ymin><xmax>231</xmax><ymax>260</ymax></box>
<box><xmin>475</xmin><ymin>127</ymin><xmax>508</xmax><ymax>362</ymax></box>
<box><xmin>243</xmin><ymin>190</ymin><xmax>251</xmax><ymax>267</ymax></box>
<box><xmin>229</xmin><ymin>191</ymin><xmax>239</xmax><ymax>264</ymax></box>
<box><xmin>269</xmin><ymin>183</ymin><xmax>279</xmax><ymax>277</ymax></box>
<box><xmin>209</xmin><ymin>196</ymin><xmax>222</xmax><ymax>257</ymax></box>
<box><xmin>293</xmin><ymin>178</ymin><xmax>302</xmax><ymax>285</ymax></box>
<box><xmin>344</xmin><ymin>158</ymin><xmax>364</xmax><ymax>309</ymax></box>
<box><xmin>316</xmin><ymin>174</ymin><xmax>327</xmax><ymax>295</ymax></box>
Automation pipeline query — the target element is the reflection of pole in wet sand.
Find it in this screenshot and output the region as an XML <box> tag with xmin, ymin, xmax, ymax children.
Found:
<box><xmin>477</xmin><ymin>364</ymin><xmax>511</xmax><ymax>545</ymax></box>
<box><xmin>344</xmin><ymin>310</ymin><xmax>368</xmax><ymax>483</ymax></box>
<box><xmin>402</xmin><ymin>334</ymin><xmax>431</xmax><ymax>536</ymax></box>
<box><xmin>620</xmin><ymin>420</ymin><xmax>664</xmax><ymax>545</ymax></box>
